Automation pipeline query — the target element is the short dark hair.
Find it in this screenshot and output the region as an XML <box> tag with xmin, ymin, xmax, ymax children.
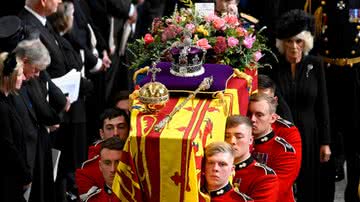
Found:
<box><xmin>258</xmin><ymin>74</ymin><xmax>276</xmax><ymax>93</ymax></box>
<box><xmin>226</xmin><ymin>115</ymin><xmax>252</xmax><ymax>129</ymax></box>
<box><xmin>110</xmin><ymin>90</ymin><xmax>130</xmax><ymax>107</ymax></box>
<box><xmin>100</xmin><ymin>136</ymin><xmax>125</xmax><ymax>152</ymax></box>
<box><xmin>99</xmin><ymin>108</ymin><xmax>130</xmax><ymax>129</ymax></box>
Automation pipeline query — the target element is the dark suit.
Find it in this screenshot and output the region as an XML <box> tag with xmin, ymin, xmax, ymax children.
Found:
<box><xmin>19</xmin><ymin>8</ymin><xmax>87</xmax><ymax>201</ymax></box>
<box><xmin>0</xmin><ymin>92</ymin><xmax>31</xmax><ymax>202</ymax></box>
<box><xmin>87</xmin><ymin>0</ymin><xmax>131</xmax><ymax>47</ymax></box>
<box><xmin>65</xmin><ymin>0</ymin><xmax>107</xmax><ymax>72</ymax></box>
<box><xmin>19</xmin><ymin>9</ymin><xmax>69</xmax><ymax>78</ymax></box>
<box><xmin>11</xmin><ymin>82</ymin><xmax>57</xmax><ymax>202</ymax></box>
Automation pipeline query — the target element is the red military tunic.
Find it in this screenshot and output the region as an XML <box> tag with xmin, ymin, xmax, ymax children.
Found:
<box><xmin>87</xmin><ymin>140</ymin><xmax>103</xmax><ymax>159</ymax></box>
<box><xmin>233</xmin><ymin>156</ymin><xmax>279</xmax><ymax>202</ymax></box>
<box><xmin>205</xmin><ymin>183</ymin><xmax>254</xmax><ymax>202</ymax></box>
<box><xmin>75</xmin><ymin>155</ymin><xmax>104</xmax><ymax>195</ymax></box>
<box><xmin>80</xmin><ymin>184</ymin><xmax>120</xmax><ymax>202</ymax></box>
<box><xmin>252</xmin><ymin>131</ymin><xmax>298</xmax><ymax>202</ymax></box>
<box><xmin>272</xmin><ymin>118</ymin><xmax>302</xmax><ymax>177</ymax></box>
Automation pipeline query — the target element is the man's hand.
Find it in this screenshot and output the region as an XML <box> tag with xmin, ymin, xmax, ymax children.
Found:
<box><xmin>48</xmin><ymin>124</ymin><xmax>60</xmax><ymax>132</ymax></box>
<box><xmin>101</xmin><ymin>50</ymin><xmax>112</xmax><ymax>71</ymax></box>
<box><xmin>64</xmin><ymin>96</ymin><xmax>71</xmax><ymax>112</ymax></box>
<box><xmin>320</xmin><ymin>145</ymin><xmax>331</xmax><ymax>163</ymax></box>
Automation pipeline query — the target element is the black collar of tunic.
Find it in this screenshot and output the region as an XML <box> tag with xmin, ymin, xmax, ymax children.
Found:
<box><xmin>209</xmin><ymin>182</ymin><xmax>232</xmax><ymax>197</ymax></box>
<box><xmin>254</xmin><ymin>131</ymin><xmax>274</xmax><ymax>145</ymax></box>
<box><xmin>235</xmin><ymin>156</ymin><xmax>254</xmax><ymax>171</ymax></box>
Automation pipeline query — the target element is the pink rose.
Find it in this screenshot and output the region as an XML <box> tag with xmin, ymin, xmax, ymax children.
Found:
<box><xmin>196</xmin><ymin>38</ymin><xmax>212</xmax><ymax>50</ymax></box>
<box><xmin>224</xmin><ymin>15</ymin><xmax>239</xmax><ymax>27</ymax></box>
<box><xmin>253</xmin><ymin>51</ymin><xmax>263</xmax><ymax>62</ymax></box>
<box><xmin>204</xmin><ymin>13</ymin><xmax>218</xmax><ymax>22</ymax></box>
<box><xmin>227</xmin><ymin>37</ymin><xmax>239</xmax><ymax>47</ymax></box>
<box><xmin>243</xmin><ymin>35</ymin><xmax>256</xmax><ymax>49</ymax></box>
<box><xmin>213</xmin><ymin>18</ymin><xmax>226</xmax><ymax>30</ymax></box>
<box><xmin>185</xmin><ymin>23</ymin><xmax>195</xmax><ymax>33</ymax></box>
<box><xmin>144</xmin><ymin>33</ymin><xmax>154</xmax><ymax>45</ymax></box>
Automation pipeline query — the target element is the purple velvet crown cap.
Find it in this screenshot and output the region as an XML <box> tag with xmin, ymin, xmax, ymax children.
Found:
<box><xmin>138</xmin><ymin>62</ymin><xmax>233</xmax><ymax>93</ymax></box>
<box><xmin>170</xmin><ymin>46</ymin><xmax>203</xmax><ymax>55</ymax></box>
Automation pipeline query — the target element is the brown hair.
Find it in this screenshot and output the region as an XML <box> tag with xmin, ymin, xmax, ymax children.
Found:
<box><xmin>249</xmin><ymin>93</ymin><xmax>278</xmax><ymax>114</ymax></box>
<box><xmin>100</xmin><ymin>136</ymin><xmax>126</xmax><ymax>153</ymax></box>
<box><xmin>48</xmin><ymin>2</ymin><xmax>74</xmax><ymax>34</ymax></box>
<box><xmin>226</xmin><ymin>115</ymin><xmax>252</xmax><ymax>129</ymax></box>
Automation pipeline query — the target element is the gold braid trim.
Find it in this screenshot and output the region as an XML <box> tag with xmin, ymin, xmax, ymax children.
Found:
<box><xmin>314</xmin><ymin>6</ymin><xmax>323</xmax><ymax>38</ymax></box>
<box><xmin>304</xmin><ymin>0</ymin><xmax>312</xmax><ymax>13</ymax></box>
<box><xmin>233</xmin><ymin>69</ymin><xmax>253</xmax><ymax>95</ymax></box>
<box><xmin>129</xmin><ymin>90</ymin><xmax>139</xmax><ymax>110</ymax></box>
<box><xmin>132</xmin><ymin>66</ymin><xmax>150</xmax><ymax>85</ymax></box>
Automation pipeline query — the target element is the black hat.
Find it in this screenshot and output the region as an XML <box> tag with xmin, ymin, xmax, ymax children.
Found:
<box><xmin>275</xmin><ymin>9</ymin><xmax>315</xmax><ymax>39</ymax></box>
<box><xmin>3</xmin><ymin>52</ymin><xmax>18</xmax><ymax>76</ymax></box>
<box><xmin>0</xmin><ymin>16</ymin><xmax>25</xmax><ymax>52</ymax></box>
<box><xmin>0</xmin><ymin>15</ymin><xmax>40</xmax><ymax>52</ymax></box>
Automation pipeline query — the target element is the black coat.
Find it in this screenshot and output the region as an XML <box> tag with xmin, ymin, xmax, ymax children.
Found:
<box><xmin>0</xmin><ymin>92</ymin><xmax>31</xmax><ymax>202</ymax></box>
<box><xmin>10</xmin><ymin>82</ymin><xmax>58</xmax><ymax>202</ymax></box>
<box><xmin>269</xmin><ymin>55</ymin><xmax>330</xmax><ymax>202</ymax></box>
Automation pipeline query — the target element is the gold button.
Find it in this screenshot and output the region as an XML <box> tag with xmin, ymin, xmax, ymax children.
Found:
<box><xmin>351</xmin><ymin>50</ymin><xmax>356</xmax><ymax>55</ymax></box>
<box><xmin>357</xmin><ymin>25</ymin><xmax>360</xmax><ymax>30</ymax></box>
<box><xmin>325</xmin><ymin>50</ymin><xmax>329</xmax><ymax>55</ymax></box>
<box><xmin>323</xmin><ymin>13</ymin><xmax>327</xmax><ymax>17</ymax></box>
<box><xmin>355</xmin><ymin>38</ymin><xmax>359</xmax><ymax>43</ymax></box>
<box><xmin>324</xmin><ymin>37</ymin><xmax>328</xmax><ymax>42</ymax></box>
<box><xmin>321</xmin><ymin>1</ymin><xmax>326</xmax><ymax>5</ymax></box>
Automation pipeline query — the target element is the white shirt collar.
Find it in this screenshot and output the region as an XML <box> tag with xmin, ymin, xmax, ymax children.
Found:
<box><xmin>24</xmin><ymin>5</ymin><xmax>47</xmax><ymax>26</ymax></box>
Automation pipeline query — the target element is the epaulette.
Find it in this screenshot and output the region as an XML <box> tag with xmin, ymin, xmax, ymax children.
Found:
<box><xmin>240</xmin><ymin>12</ymin><xmax>259</xmax><ymax>24</ymax></box>
<box><xmin>81</xmin><ymin>155</ymin><xmax>99</xmax><ymax>169</ymax></box>
<box><xmin>254</xmin><ymin>162</ymin><xmax>276</xmax><ymax>175</ymax></box>
<box><xmin>276</xmin><ymin>118</ymin><xmax>294</xmax><ymax>128</ymax></box>
<box><xmin>234</xmin><ymin>187</ymin><xmax>254</xmax><ymax>202</ymax></box>
<box><xmin>275</xmin><ymin>136</ymin><xmax>295</xmax><ymax>153</ymax></box>
<box><xmin>80</xmin><ymin>186</ymin><xmax>101</xmax><ymax>202</ymax></box>
<box><xmin>93</xmin><ymin>139</ymin><xmax>104</xmax><ymax>146</ymax></box>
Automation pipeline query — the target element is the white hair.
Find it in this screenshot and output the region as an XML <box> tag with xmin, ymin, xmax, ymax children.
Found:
<box><xmin>14</xmin><ymin>39</ymin><xmax>51</xmax><ymax>70</ymax></box>
<box><xmin>276</xmin><ymin>30</ymin><xmax>314</xmax><ymax>56</ymax></box>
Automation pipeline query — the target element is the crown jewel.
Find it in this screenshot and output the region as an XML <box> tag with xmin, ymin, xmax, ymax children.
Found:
<box><xmin>170</xmin><ymin>36</ymin><xmax>206</xmax><ymax>77</ymax></box>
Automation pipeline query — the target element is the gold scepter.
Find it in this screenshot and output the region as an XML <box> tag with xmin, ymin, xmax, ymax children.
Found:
<box><xmin>154</xmin><ymin>76</ymin><xmax>214</xmax><ymax>132</ymax></box>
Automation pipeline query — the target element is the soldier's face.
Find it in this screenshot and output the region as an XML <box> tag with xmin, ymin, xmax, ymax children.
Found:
<box><xmin>225</xmin><ymin>124</ymin><xmax>253</xmax><ymax>164</ymax></box>
<box><xmin>100</xmin><ymin>116</ymin><xmax>129</xmax><ymax>141</ymax></box>
<box><xmin>247</xmin><ymin>100</ymin><xmax>276</xmax><ymax>138</ymax></box>
<box><xmin>284</xmin><ymin>37</ymin><xmax>304</xmax><ymax>64</ymax></box>
<box><xmin>99</xmin><ymin>148</ymin><xmax>123</xmax><ymax>187</ymax></box>
<box><xmin>205</xmin><ymin>152</ymin><xmax>234</xmax><ymax>191</ymax></box>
